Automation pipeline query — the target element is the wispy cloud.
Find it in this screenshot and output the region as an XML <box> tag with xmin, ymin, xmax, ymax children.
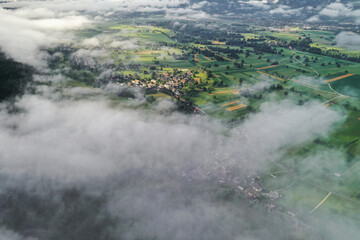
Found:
<box><xmin>0</xmin><ymin>8</ymin><xmax>89</xmax><ymax>69</ymax></box>
<box><xmin>307</xmin><ymin>2</ymin><xmax>360</xmax><ymax>24</ymax></box>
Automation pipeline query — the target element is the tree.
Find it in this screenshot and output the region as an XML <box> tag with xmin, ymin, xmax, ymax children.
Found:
<box><xmin>0</xmin><ymin>51</ymin><xmax>33</xmax><ymax>101</ymax></box>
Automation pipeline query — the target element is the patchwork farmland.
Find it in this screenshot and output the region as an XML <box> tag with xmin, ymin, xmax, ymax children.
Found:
<box><xmin>64</xmin><ymin>20</ymin><xmax>360</xmax><ymax>230</ymax></box>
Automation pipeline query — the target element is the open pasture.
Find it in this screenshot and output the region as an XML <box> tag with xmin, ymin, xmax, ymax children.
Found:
<box><xmin>326</xmin><ymin>74</ymin><xmax>355</xmax><ymax>83</ymax></box>
<box><xmin>329</xmin><ymin>74</ymin><xmax>360</xmax><ymax>98</ymax></box>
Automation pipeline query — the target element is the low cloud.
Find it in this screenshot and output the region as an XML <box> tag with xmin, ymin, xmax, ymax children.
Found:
<box><xmin>109</xmin><ymin>39</ymin><xmax>139</xmax><ymax>50</ymax></box>
<box><xmin>307</xmin><ymin>2</ymin><xmax>360</xmax><ymax>24</ymax></box>
<box><xmin>190</xmin><ymin>1</ymin><xmax>209</xmax><ymax>10</ymax></box>
<box><xmin>244</xmin><ymin>0</ymin><xmax>271</xmax><ymax>10</ymax></box>
<box><xmin>269</xmin><ymin>5</ymin><xmax>303</xmax><ymax>17</ymax></box>
<box><xmin>0</xmin><ymin>0</ymin><xmax>209</xmax><ymax>69</ymax></box>
<box><xmin>0</xmin><ymin>8</ymin><xmax>89</xmax><ymax>69</ymax></box>
<box><xmin>0</xmin><ymin>0</ymin><xmax>357</xmax><ymax>238</ymax></box>
<box><xmin>71</xmin><ymin>48</ymin><xmax>113</xmax><ymax>67</ymax></box>
<box><xmin>82</xmin><ymin>37</ymin><xmax>101</xmax><ymax>48</ymax></box>
<box><xmin>4</xmin><ymin>0</ymin><xmax>190</xmax><ymax>13</ymax></box>
<box><xmin>165</xmin><ymin>7</ymin><xmax>210</xmax><ymax>20</ymax></box>
<box><xmin>0</xmin><ymin>89</ymin><xmax>347</xmax><ymax>239</ymax></box>
<box><xmin>80</xmin><ymin>36</ymin><xmax>140</xmax><ymax>50</ymax></box>
<box><xmin>0</xmin><ymin>89</ymin><xmax>341</xmax><ymax>181</ymax></box>
<box><xmin>334</xmin><ymin>31</ymin><xmax>360</xmax><ymax>51</ymax></box>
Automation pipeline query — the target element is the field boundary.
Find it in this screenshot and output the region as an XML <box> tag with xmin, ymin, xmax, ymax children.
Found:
<box><xmin>226</xmin><ymin>104</ymin><xmax>247</xmax><ymax>111</ymax></box>
<box><xmin>194</xmin><ymin>54</ymin><xmax>200</xmax><ymax>62</ymax></box>
<box><xmin>221</xmin><ymin>101</ymin><xmax>240</xmax><ymax>107</ymax></box>
<box><xmin>257</xmin><ymin>71</ymin><xmax>285</xmax><ymax>82</ymax></box>
<box><xmin>325</xmin><ymin>74</ymin><xmax>355</xmax><ymax>83</ymax></box>
<box><xmin>257</xmin><ymin>65</ymin><xmax>280</xmax><ymax>70</ymax></box>
<box><xmin>210</xmin><ymin>90</ymin><xmax>238</xmax><ymax>95</ymax></box>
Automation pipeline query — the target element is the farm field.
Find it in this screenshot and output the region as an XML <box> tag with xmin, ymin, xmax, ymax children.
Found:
<box><xmin>6</xmin><ymin>0</ymin><xmax>360</xmax><ymax>238</ymax></box>
<box><xmin>328</xmin><ymin>74</ymin><xmax>360</xmax><ymax>98</ymax></box>
<box><xmin>188</xmin><ymin>32</ymin><xmax>360</xmax><ymax>224</ymax></box>
<box><xmin>64</xmin><ymin>20</ymin><xmax>360</xmax><ymax>226</ymax></box>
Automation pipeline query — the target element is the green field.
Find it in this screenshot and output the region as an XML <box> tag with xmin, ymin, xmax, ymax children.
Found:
<box><xmin>329</xmin><ymin>75</ymin><xmax>360</xmax><ymax>98</ymax></box>
<box><xmin>59</xmin><ymin>20</ymin><xmax>360</xmax><ymax>224</ymax></box>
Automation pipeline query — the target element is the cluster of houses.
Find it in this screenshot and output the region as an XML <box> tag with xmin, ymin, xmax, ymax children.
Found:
<box><xmin>126</xmin><ymin>69</ymin><xmax>196</xmax><ymax>96</ymax></box>
<box><xmin>176</xmin><ymin>158</ymin><xmax>296</xmax><ymax>219</ymax></box>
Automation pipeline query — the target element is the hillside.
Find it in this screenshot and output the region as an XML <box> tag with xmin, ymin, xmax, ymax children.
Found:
<box><xmin>0</xmin><ymin>51</ymin><xmax>33</xmax><ymax>101</ymax></box>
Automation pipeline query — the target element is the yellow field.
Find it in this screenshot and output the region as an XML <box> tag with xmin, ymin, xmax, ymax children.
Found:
<box><xmin>221</xmin><ymin>101</ymin><xmax>239</xmax><ymax>107</ymax></box>
<box><xmin>226</xmin><ymin>104</ymin><xmax>247</xmax><ymax>111</ymax></box>
<box><xmin>257</xmin><ymin>71</ymin><xmax>285</xmax><ymax>82</ymax></box>
<box><xmin>212</xmin><ymin>41</ymin><xmax>226</xmax><ymax>45</ymax></box>
<box><xmin>194</xmin><ymin>54</ymin><xmax>200</xmax><ymax>62</ymax></box>
<box><xmin>210</xmin><ymin>90</ymin><xmax>238</xmax><ymax>95</ymax></box>
<box><xmin>203</xmin><ymin>56</ymin><xmax>212</xmax><ymax>61</ymax></box>
<box><xmin>325</xmin><ymin>74</ymin><xmax>355</xmax><ymax>83</ymax></box>
<box><xmin>194</xmin><ymin>78</ymin><xmax>201</xmax><ymax>83</ymax></box>
<box><xmin>257</xmin><ymin>65</ymin><xmax>280</xmax><ymax>70</ymax></box>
